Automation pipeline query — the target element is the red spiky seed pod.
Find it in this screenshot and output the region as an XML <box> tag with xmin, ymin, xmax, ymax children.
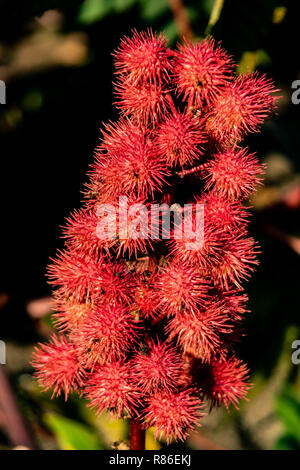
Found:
<box><xmin>143</xmin><ymin>389</ymin><xmax>204</xmax><ymax>443</ymax></box>
<box><xmin>155</xmin><ymin>260</ymin><xmax>210</xmax><ymax>316</ymax></box>
<box><xmin>48</xmin><ymin>248</ymin><xmax>104</xmax><ymax>302</ymax></box>
<box><xmin>155</xmin><ymin>110</ymin><xmax>206</xmax><ymax>167</ymax></box>
<box><xmin>211</xmin><ymin>230</ymin><xmax>259</xmax><ymax>289</ymax></box>
<box><xmin>85</xmin><ymin>361</ymin><xmax>142</xmax><ymax>418</ymax></box>
<box><xmin>201</xmin><ymin>192</ymin><xmax>250</xmax><ymax>229</ymax></box>
<box><xmin>173</xmin><ymin>37</ymin><xmax>235</xmax><ymax>109</ymax></box>
<box><xmin>113</xmin><ymin>29</ymin><xmax>172</xmax><ymax>86</ymax></box>
<box><xmin>200</xmin><ymin>357</ymin><xmax>251</xmax><ymax>409</ymax></box>
<box><xmin>167</xmin><ymin>302</ymin><xmax>233</xmax><ymax>363</ymax></box>
<box><xmin>32</xmin><ymin>334</ymin><xmax>85</xmax><ymax>399</ymax></box>
<box><xmin>115</xmin><ymin>80</ymin><xmax>169</xmax><ymax>124</ymax></box>
<box><xmin>205</xmin><ymin>72</ymin><xmax>278</xmax><ymax>144</ymax></box>
<box><xmin>131</xmin><ymin>340</ymin><xmax>183</xmax><ymax>393</ymax></box>
<box><xmin>205</xmin><ymin>147</ymin><xmax>265</xmax><ymax>200</ymax></box>
<box><xmin>73</xmin><ymin>303</ymin><xmax>140</xmax><ymax>367</ymax></box>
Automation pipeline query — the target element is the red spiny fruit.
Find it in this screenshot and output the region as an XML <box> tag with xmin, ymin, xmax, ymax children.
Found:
<box><xmin>200</xmin><ymin>357</ymin><xmax>251</xmax><ymax>409</ymax></box>
<box><xmin>85</xmin><ymin>361</ymin><xmax>142</xmax><ymax>418</ymax></box>
<box><xmin>62</xmin><ymin>208</ymin><xmax>115</xmax><ymax>256</ymax></box>
<box><xmin>143</xmin><ymin>389</ymin><xmax>204</xmax><ymax>443</ymax></box>
<box><xmin>48</xmin><ymin>248</ymin><xmax>103</xmax><ymax>302</ymax></box>
<box><xmin>115</xmin><ymin>80</ymin><xmax>169</xmax><ymax>124</ymax></box>
<box><xmin>173</xmin><ymin>37</ymin><xmax>235</xmax><ymax>108</ymax></box>
<box><xmin>205</xmin><ymin>147</ymin><xmax>265</xmax><ymax>200</ymax></box>
<box><xmin>33</xmin><ymin>29</ymin><xmax>277</xmax><ymax>446</ymax></box>
<box><xmin>92</xmin><ymin>259</ymin><xmax>136</xmax><ymax>305</ymax></box>
<box><xmin>167</xmin><ymin>303</ymin><xmax>233</xmax><ymax>362</ymax></box>
<box><xmin>113</xmin><ymin>29</ymin><xmax>172</xmax><ymax>86</ymax></box>
<box><xmin>206</xmin><ymin>72</ymin><xmax>278</xmax><ymax>144</ymax></box>
<box><xmin>131</xmin><ymin>340</ymin><xmax>183</xmax><ymax>393</ymax></box>
<box><xmin>133</xmin><ymin>275</ymin><xmax>160</xmax><ymax>320</ymax></box>
<box><xmin>169</xmin><ymin>221</ymin><xmax>224</xmax><ymax>270</ymax></box>
<box><xmin>73</xmin><ymin>303</ymin><xmax>140</xmax><ymax>367</ymax></box>
<box><xmin>201</xmin><ymin>192</ymin><xmax>250</xmax><ymax>229</ymax></box>
<box><xmin>96</xmin><ymin>129</ymin><xmax>169</xmax><ymax>199</ymax></box>
<box><xmin>155</xmin><ymin>110</ymin><xmax>206</xmax><ymax>167</ymax></box>
<box><xmin>52</xmin><ymin>296</ymin><xmax>92</xmax><ymax>331</ymax></box>
<box><xmin>32</xmin><ymin>334</ymin><xmax>85</xmax><ymax>399</ymax></box>
<box><xmin>99</xmin><ymin>118</ymin><xmax>147</xmax><ymax>155</ymax></box>
<box><xmin>215</xmin><ymin>287</ymin><xmax>249</xmax><ymax>321</ymax></box>
<box><xmin>211</xmin><ymin>230</ymin><xmax>259</xmax><ymax>289</ymax></box>
<box><xmin>155</xmin><ymin>261</ymin><xmax>210</xmax><ymax>316</ymax></box>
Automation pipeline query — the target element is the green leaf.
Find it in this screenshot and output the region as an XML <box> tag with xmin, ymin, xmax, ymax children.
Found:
<box><xmin>275</xmin><ymin>433</ymin><xmax>300</xmax><ymax>450</ymax></box>
<box><xmin>161</xmin><ymin>20</ymin><xmax>178</xmax><ymax>44</ymax></box>
<box><xmin>45</xmin><ymin>413</ymin><xmax>104</xmax><ymax>450</ymax></box>
<box><xmin>114</xmin><ymin>0</ymin><xmax>137</xmax><ymax>13</ymax></box>
<box><xmin>77</xmin><ymin>0</ymin><xmax>112</xmax><ymax>24</ymax></box>
<box><xmin>275</xmin><ymin>390</ymin><xmax>300</xmax><ymax>443</ymax></box>
<box><xmin>205</xmin><ymin>0</ymin><xmax>224</xmax><ymax>36</ymax></box>
<box><xmin>139</xmin><ymin>0</ymin><xmax>168</xmax><ymax>21</ymax></box>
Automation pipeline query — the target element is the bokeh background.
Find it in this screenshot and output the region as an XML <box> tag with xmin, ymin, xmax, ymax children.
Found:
<box><xmin>0</xmin><ymin>0</ymin><xmax>299</xmax><ymax>450</ymax></box>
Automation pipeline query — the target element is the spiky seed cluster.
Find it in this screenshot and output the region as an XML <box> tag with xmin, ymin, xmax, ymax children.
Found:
<box><xmin>32</xmin><ymin>29</ymin><xmax>278</xmax><ymax>444</ymax></box>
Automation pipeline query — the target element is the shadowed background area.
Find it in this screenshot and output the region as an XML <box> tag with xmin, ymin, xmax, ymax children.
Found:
<box><xmin>0</xmin><ymin>0</ymin><xmax>299</xmax><ymax>450</ymax></box>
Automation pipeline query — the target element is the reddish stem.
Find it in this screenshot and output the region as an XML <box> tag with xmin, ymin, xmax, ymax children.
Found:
<box><xmin>0</xmin><ymin>364</ymin><xmax>35</xmax><ymax>449</ymax></box>
<box><xmin>130</xmin><ymin>419</ymin><xmax>145</xmax><ymax>450</ymax></box>
<box><xmin>168</xmin><ymin>0</ymin><xmax>194</xmax><ymax>41</ymax></box>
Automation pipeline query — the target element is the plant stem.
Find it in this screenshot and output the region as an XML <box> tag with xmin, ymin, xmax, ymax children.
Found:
<box><xmin>130</xmin><ymin>419</ymin><xmax>145</xmax><ymax>450</ymax></box>
<box><xmin>0</xmin><ymin>364</ymin><xmax>35</xmax><ymax>449</ymax></box>
<box><xmin>168</xmin><ymin>0</ymin><xmax>194</xmax><ymax>41</ymax></box>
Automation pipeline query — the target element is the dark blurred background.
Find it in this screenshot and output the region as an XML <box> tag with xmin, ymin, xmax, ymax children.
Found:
<box><xmin>0</xmin><ymin>0</ymin><xmax>299</xmax><ymax>450</ymax></box>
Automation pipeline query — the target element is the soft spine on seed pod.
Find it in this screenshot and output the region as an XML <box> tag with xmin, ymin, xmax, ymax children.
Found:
<box><xmin>32</xmin><ymin>28</ymin><xmax>278</xmax><ymax>448</ymax></box>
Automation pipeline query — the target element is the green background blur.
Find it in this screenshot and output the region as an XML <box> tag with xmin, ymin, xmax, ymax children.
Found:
<box><xmin>0</xmin><ymin>0</ymin><xmax>299</xmax><ymax>450</ymax></box>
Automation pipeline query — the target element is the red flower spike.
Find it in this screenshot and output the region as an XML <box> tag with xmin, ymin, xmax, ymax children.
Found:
<box><xmin>143</xmin><ymin>389</ymin><xmax>204</xmax><ymax>443</ymax></box>
<box><xmin>200</xmin><ymin>357</ymin><xmax>251</xmax><ymax>409</ymax></box>
<box><xmin>206</xmin><ymin>72</ymin><xmax>278</xmax><ymax>144</ymax></box>
<box><xmin>205</xmin><ymin>147</ymin><xmax>265</xmax><ymax>200</ymax></box>
<box><xmin>156</xmin><ymin>261</ymin><xmax>210</xmax><ymax>316</ymax></box>
<box><xmin>173</xmin><ymin>37</ymin><xmax>235</xmax><ymax>108</ymax></box>
<box><xmin>155</xmin><ymin>111</ymin><xmax>206</xmax><ymax>167</ymax></box>
<box><xmin>85</xmin><ymin>361</ymin><xmax>142</xmax><ymax>418</ymax></box>
<box><xmin>32</xmin><ymin>334</ymin><xmax>85</xmax><ymax>400</ymax></box>
<box><xmin>131</xmin><ymin>340</ymin><xmax>183</xmax><ymax>393</ymax></box>
<box><xmin>33</xmin><ymin>30</ymin><xmax>277</xmax><ymax>441</ymax></box>
<box><xmin>113</xmin><ymin>29</ymin><xmax>172</xmax><ymax>86</ymax></box>
<box><xmin>73</xmin><ymin>303</ymin><xmax>140</xmax><ymax>367</ymax></box>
